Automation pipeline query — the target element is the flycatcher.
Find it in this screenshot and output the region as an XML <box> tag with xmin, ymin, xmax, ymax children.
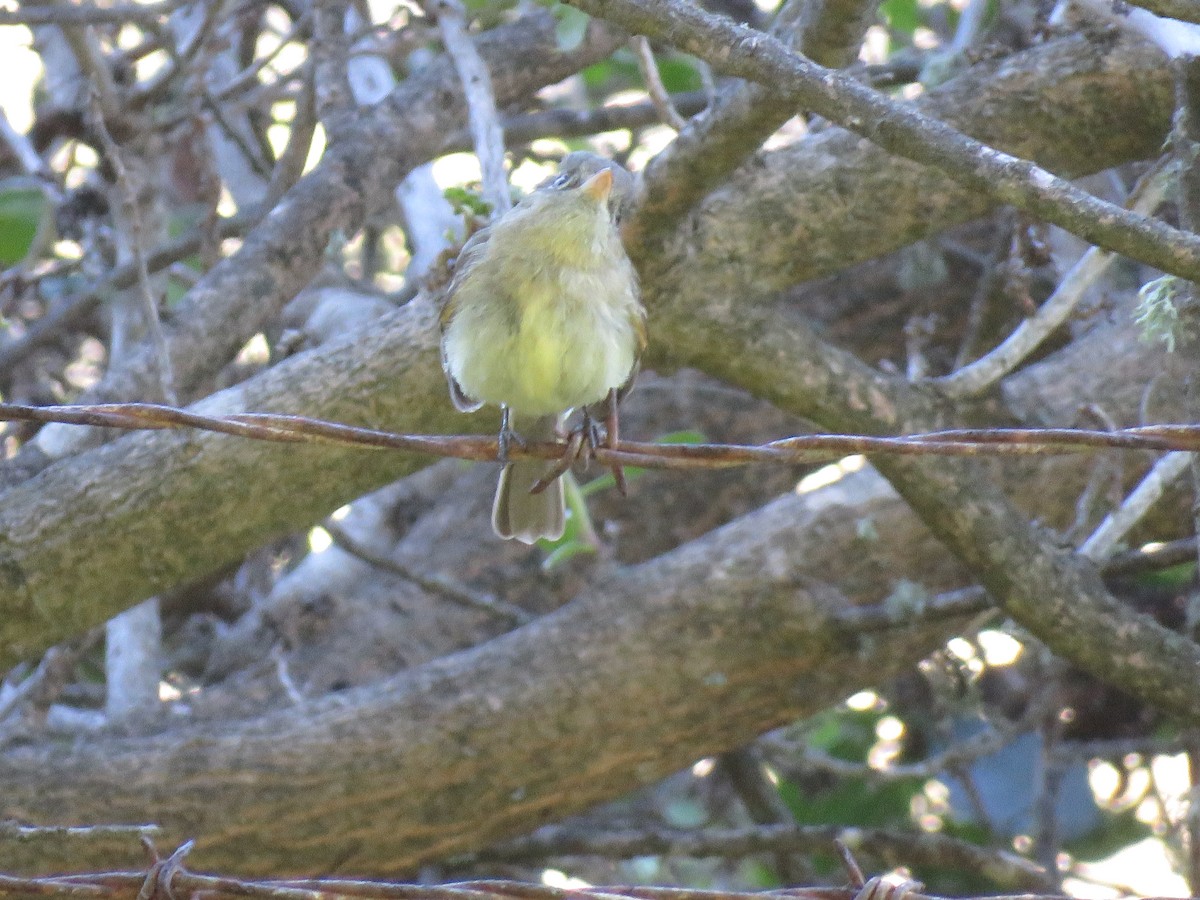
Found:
<box><xmin>439</xmin><ymin>154</ymin><xmax>646</xmax><ymax>543</ymax></box>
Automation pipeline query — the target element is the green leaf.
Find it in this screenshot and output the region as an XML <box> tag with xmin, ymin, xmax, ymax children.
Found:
<box><xmin>1137</xmin><ymin>560</ymin><xmax>1197</xmax><ymax>588</ymax></box>
<box><xmin>1065</xmin><ymin>808</ymin><xmax>1151</xmax><ymax>862</ymax></box>
<box><xmin>655</xmin><ymin>56</ymin><xmax>703</xmax><ymax>94</ymax></box>
<box><xmin>777</xmin><ymin>772</ymin><xmax>921</xmax><ymax>828</ymax></box>
<box><xmin>881</xmin><ymin>0</ymin><xmax>920</xmax><ymax>35</ymax></box>
<box><xmin>539</xmin><ymin>472</ymin><xmax>599</xmax><ymax>568</ymax></box>
<box><xmin>0</xmin><ymin>184</ymin><xmax>48</xmax><ymax>265</ymax></box>
<box><xmin>540</xmin><ymin>537</ymin><xmax>595</xmax><ymax>569</ymax></box>
<box><xmin>553</xmin><ymin>3</ymin><xmax>591</xmax><ymax>51</ymax></box>
<box><xmin>443</xmin><ymin>185</ymin><xmax>492</xmax><ymax>219</ymax></box>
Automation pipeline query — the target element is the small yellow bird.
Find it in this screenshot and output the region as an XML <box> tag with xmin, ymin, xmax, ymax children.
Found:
<box><xmin>439</xmin><ymin>154</ymin><xmax>646</xmax><ymax>543</ymax></box>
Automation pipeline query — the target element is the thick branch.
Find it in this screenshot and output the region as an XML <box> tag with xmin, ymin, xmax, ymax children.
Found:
<box><xmin>613</xmin><ymin>12</ymin><xmax>1200</xmax><ymax>723</ymax></box>
<box><xmin>0</xmin><ymin>469</ymin><xmax>966</xmax><ymax>875</ymax></box>
<box><xmin>628</xmin><ymin>0</ymin><xmax>878</xmax><ymax>247</ymax></box>
<box><xmin>644</xmin><ymin>29</ymin><xmax>1169</xmax><ymax>318</ymax></box>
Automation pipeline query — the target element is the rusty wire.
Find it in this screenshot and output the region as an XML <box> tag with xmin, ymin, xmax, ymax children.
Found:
<box><xmin>0</xmin><ymin>401</ymin><xmax>1195</xmax><ymax>470</ymax></box>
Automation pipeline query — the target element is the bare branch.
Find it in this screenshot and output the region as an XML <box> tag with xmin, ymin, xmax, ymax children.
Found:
<box><xmin>87</xmin><ymin>89</ymin><xmax>178</xmax><ymax>405</ymax></box>
<box><xmin>440</xmin><ymin>92</ymin><xmax>710</xmax><ymax>151</ymax></box>
<box><xmin>1080</xmin><ymin>451</ymin><xmax>1192</xmax><ymax>559</ymax></box>
<box><xmin>425</xmin><ymin>0</ymin><xmax>512</xmax><ymax>215</ymax></box>
<box><xmin>631</xmin><ymin>37</ymin><xmax>689</xmax><ymax>131</ymax></box>
<box><xmin>938</xmin><ymin>159</ymin><xmax>1176</xmax><ymax>397</ymax></box>
<box><xmin>1118</xmin><ymin>0</ymin><xmax>1200</xmax><ymax>23</ymax></box>
<box><xmin>574</xmin><ymin>0</ymin><xmax>1200</xmax><ymax>282</ymax></box>
<box><xmin>475</xmin><ymin>825</ymin><xmax>1055</xmax><ymax>893</ymax></box>
<box><xmin>321</xmin><ymin>519</ymin><xmax>532</xmax><ymax>626</ymax></box>
<box><xmin>0</xmin><ymin>2</ymin><xmax>176</xmax><ymax>28</ymax></box>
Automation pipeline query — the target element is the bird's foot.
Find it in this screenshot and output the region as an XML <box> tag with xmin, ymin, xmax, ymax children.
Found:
<box><xmin>579</xmin><ymin>390</ymin><xmax>627</xmax><ymax>495</ymax></box>
<box><xmin>579</xmin><ymin>408</ymin><xmax>605</xmax><ymax>463</ymax></box>
<box><xmin>531</xmin><ymin>428</ymin><xmax>584</xmax><ymax>495</ymax></box>
<box><xmin>497</xmin><ymin>406</ymin><xmax>526</xmax><ymax>465</ymax></box>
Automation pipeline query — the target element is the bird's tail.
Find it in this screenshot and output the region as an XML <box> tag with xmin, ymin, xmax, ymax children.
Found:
<box><xmin>492</xmin><ymin>414</ymin><xmax>565</xmax><ymax>544</ymax></box>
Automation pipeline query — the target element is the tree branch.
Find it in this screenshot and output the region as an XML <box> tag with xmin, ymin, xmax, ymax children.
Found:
<box><xmin>575</xmin><ymin>0</ymin><xmax>1200</xmax><ymax>281</ymax></box>
<box><xmin>0</xmin><ymin>469</ymin><xmax>970</xmax><ymax>875</ymax></box>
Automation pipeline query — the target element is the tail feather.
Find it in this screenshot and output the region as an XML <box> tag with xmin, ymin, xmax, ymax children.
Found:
<box><xmin>492</xmin><ymin>415</ymin><xmax>565</xmax><ymax>544</ymax></box>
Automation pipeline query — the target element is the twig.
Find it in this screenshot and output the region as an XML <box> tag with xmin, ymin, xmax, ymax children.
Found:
<box><xmin>1079</xmin><ymin>451</ymin><xmax>1191</xmax><ymax>560</ymax></box>
<box><xmin>132</xmin><ymin>0</ymin><xmax>226</xmax><ymax>108</ymax></box>
<box><xmin>322</xmin><ymin>519</ymin><xmax>533</xmax><ymax>626</ymax></box>
<box><xmin>311</xmin><ymin>0</ymin><xmax>356</xmax><ymax>131</ymax></box>
<box><xmin>0</xmin><ymin>822</ymin><xmax>159</xmax><ymax>842</ymax></box>
<box><xmin>631</xmin><ymin>37</ymin><xmax>688</xmax><ymax>130</ymax></box>
<box><xmin>562</xmin><ymin>0</ymin><xmax>1200</xmax><ymax>283</ymax></box>
<box><xmin>440</xmin><ymin>92</ymin><xmax>710</xmax><ymax>152</ymax></box>
<box><xmin>769</xmin><ymin>717</ymin><xmax>1027</xmax><ymax>783</ymax></box>
<box><xmin>148</xmin><ymin>12</ymin><xmax>313</xmax><ymax>120</ymax></box>
<box><xmin>425</xmin><ymin>0</ymin><xmax>510</xmax><ymax>215</ymax></box>
<box><xmin>87</xmin><ymin>89</ymin><xmax>178</xmax><ymax>405</ymax></box>
<box><xmin>0</xmin><ymin>110</ymin><xmax>58</xmax><ymax>195</ymax></box>
<box><xmin>264</xmin><ymin>65</ymin><xmax>317</xmax><ymax>208</ymax></box>
<box><xmin>0</xmin><ymin>627</ymin><xmax>103</xmax><ymax>731</ymax></box>
<box><xmin>0</xmin><ymin>2</ymin><xmax>176</xmax><ymax>28</ymax></box>
<box><xmin>719</xmin><ymin>748</ymin><xmax>813</xmax><ymax>884</ymax></box>
<box><xmin>951</xmin><ymin>217</ymin><xmax>1012</xmax><ymax>371</ymax></box>
<box><xmin>1032</xmin><ymin>696</ymin><xmax>1067</xmax><ymax>889</ymax></box>
<box><xmin>472</xmin><ymin>825</ymin><xmax>1056</xmax><ymax>892</ymax></box>
<box><xmin>270</xmin><ymin>644</ymin><xmax>306</xmax><ymax>704</ymax></box>
<box><xmin>1122</xmin><ymin>0</ymin><xmax>1200</xmax><ymax>25</ymax></box>
<box><xmin>623</xmin><ymin>0</ymin><xmax>810</xmax><ymax>248</ymax></box>
<box><xmin>0</xmin><ymin>652</ymin><xmax>54</xmax><ymax>723</ymax></box>
<box><xmin>0</xmin><ymin>212</ymin><xmax>253</xmax><ymax>376</ymax></box>
<box><xmin>202</xmin><ymin>90</ymin><xmax>274</xmax><ymax>178</ymax></box>
<box><xmin>938</xmin><ymin>159</ymin><xmax>1176</xmax><ymax>397</ymax></box>
<box><xmin>950</xmin><ymin>0</ymin><xmax>990</xmax><ymax>52</ymax></box>
<box><xmin>1102</xmin><ymin>534</ymin><xmax>1200</xmax><ymax>575</ymax></box>
<box><xmin>60</xmin><ymin>24</ymin><xmax>124</xmax><ymax>127</ymax></box>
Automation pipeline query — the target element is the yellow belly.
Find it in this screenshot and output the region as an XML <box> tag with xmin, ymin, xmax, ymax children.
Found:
<box><xmin>443</xmin><ymin>269</ymin><xmax>639</xmax><ymax>417</ymax></box>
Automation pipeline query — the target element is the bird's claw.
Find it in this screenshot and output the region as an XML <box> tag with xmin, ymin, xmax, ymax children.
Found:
<box><xmin>531</xmin><ymin>429</ymin><xmax>585</xmax><ymax>494</ymax></box>
<box><xmin>578</xmin><ymin>390</ymin><xmax>627</xmax><ymax>495</ymax></box>
<box><xmin>497</xmin><ymin>406</ymin><xmax>527</xmax><ymax>465</ymax></box>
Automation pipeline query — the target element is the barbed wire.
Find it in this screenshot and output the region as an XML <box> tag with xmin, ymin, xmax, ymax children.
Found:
<box><xmin>0</xmin><ymin>837</ymin><xmax>1190</xmax><ymax>900</ymax></box>
<box><xmin>0</xmin><ymin>401</ymin><xmax>1196</xmax><ymax>471</ymax></box>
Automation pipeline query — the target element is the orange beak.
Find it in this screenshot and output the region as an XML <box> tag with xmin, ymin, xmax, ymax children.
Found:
<box><xmin>579</xmin><ymin>167</ymin><xmax>613</xmax><ymax>203</ymax></box>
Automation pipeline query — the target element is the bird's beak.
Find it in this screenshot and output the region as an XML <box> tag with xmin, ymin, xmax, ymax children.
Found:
<box><xmin>580</xmin><ymin>167</ymin><xmax>613</xmax><ymax>203</ymax></box>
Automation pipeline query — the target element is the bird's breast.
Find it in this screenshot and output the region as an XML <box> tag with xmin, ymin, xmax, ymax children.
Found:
<box><xmin>443</xmin><ymin>259</ymin><xmax>640</xmax><ymax>417</ymax></box>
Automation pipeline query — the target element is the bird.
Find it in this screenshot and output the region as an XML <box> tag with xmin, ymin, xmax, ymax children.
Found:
<box><xmin>439</xmin><ymin>153</ymin><xmax>646</xmax><ymax>544</ymax></box>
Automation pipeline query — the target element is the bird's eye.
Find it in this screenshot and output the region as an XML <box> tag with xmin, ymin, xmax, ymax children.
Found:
<box><xmin>551</xmin><ymin>173</ymin><xmax>573</xmax><ymax>189</ymax></box>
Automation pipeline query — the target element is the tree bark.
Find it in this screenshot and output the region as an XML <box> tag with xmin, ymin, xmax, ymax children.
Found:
<box><xmin>0</xmin><ymin>468</ymin><xmax>968</xmax><ymax>876</ymax></box>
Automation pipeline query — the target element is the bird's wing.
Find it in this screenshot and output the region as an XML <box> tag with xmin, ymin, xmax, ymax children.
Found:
<box><xmin>443</xmin><ymin>362</ymin><xmax>485</xmax><ymax>413</ymax></box>
<box><xmin>437</xmin><ymin>224</ymin><xmax>492</xmax><ymax>333</ymax></box>
<box><xmin>438</xmin><ymin>225</ymin><xmax>494</xmax><ymax>413</ymax></box>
